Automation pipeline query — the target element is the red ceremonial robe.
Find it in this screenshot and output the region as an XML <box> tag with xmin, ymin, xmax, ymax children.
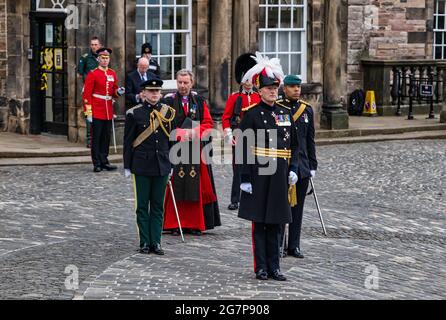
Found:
<box><xmin>163</xmin><ymin>101</ymin><xmax>218</xmax><ymax>231</ymax></box>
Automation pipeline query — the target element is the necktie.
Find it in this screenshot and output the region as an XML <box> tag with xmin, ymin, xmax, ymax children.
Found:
<box><xmin>182</xmin><ymin>97</ymin><xmax>189</xmax><ymax>114</ymax></box>
<box><xmin>141</xmin><ymin>74</ymin><xmax>146</xmax><ymax>82</ymax></box>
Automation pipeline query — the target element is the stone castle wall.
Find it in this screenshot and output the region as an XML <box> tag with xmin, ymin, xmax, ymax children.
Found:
<box><xmin>347</xmin><ymin>0</ymin><xmax>434</xmax><ymax>95</ymax></box>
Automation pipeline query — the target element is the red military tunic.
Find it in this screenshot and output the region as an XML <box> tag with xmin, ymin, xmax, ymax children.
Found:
<box><xmin>83</xmin><ymin>67</ymin><xmax>120</xmax><ymax>120</ymax></box>
<box><xmin>163</xmin><ymin>97</ymin><xmax>219</xmax><ymax>232</ymax></box>
<box><xmin>222</xmin><ymin>91</ymin><xmax>261</xmax><ymax>130</ymax></box>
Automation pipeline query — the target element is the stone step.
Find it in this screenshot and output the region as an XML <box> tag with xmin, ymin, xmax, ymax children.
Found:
<box><xmin>0</xmin><ymin>154</ymin><xmax>123</xmax><ymax>167</ymax></box>
<box><xmin>315</xmin><ymin>122</ymin><xmax>446</xmax><ymax>139</ymax></box>
<box><xmin>0</xmin><ymin>147</ymin><xmax>124</xmax><ymax>159</ymax></box>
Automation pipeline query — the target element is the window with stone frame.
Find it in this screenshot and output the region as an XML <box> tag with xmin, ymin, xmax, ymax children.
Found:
<box><xmin>136</xmin><ymin>0</ymin><xmax>192</xmax><ymax>89</ymax></box>
<box><xmin>259</xmin><ymin>0</ymin><xmax>307</xmax><ymax>81</ymax></box>
<box><xmin>35</xmin><ymin>0</ymin><xmax>66</xmax><ymax>11</ymax></box>
<box><xmin>434</xmin><ymin>0</ymin><xmax>446</xmax><ymax>59</ymax></box>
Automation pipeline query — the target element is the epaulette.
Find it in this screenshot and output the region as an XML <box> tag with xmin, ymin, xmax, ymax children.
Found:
<box><xmin>126</xmin><ymin>104</ymin><xmax>143</xmax><ymax>116</ymax></box>
<box><xmin>276</xmin><ymin>101</ymin><xmax>291</xmax><ymax>111</ymax></box>
<box><xmin>242</xmin><ymin>103</ymin><xmax>258</xmax><ymax>113</ymax></box>
<box><xmin>299</xmin><ymin>99</ymin><xmax>312</xmax><ymax>107</ymax></box>
<box><xmin>163</xmin><ymin>93</ymin><xmax>176</xmax><ymax>99</ymax></box>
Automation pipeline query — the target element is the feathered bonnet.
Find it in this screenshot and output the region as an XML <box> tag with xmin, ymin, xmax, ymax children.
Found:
<box><xmin>241</xmin><ymin>52</ymin><xmax>285</xmax><ymax>89</ymax></box>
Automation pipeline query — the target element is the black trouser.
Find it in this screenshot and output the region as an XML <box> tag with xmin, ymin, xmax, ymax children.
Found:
<box><xmin>281</xmin><ymin>178</ymin><xmax>310</xmax><ymax>251</ymax></box>
<box><xmin>230</xmin><ymin>146</ymin><xmax>241</xmax><ymax>204</ymax></box>
<box><xmin>91</xmin><ymin>119</ymin><xmax>112</xmax><ymax>167</ymax></box>
<box><xmin>252</xmin><ymin>222</ymin><xmax>281</xmax><ymax>274</ymax></box>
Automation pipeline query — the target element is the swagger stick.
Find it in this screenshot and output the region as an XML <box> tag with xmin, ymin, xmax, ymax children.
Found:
<box><xmin>168</xmin><ymin>180</ymin><xmax>185</xmax><ymax>243</ymax></box>
<box><xmin>310</xmin><ymin>178</ymin><xmax>328</xmax><ymax>236</ymax></box>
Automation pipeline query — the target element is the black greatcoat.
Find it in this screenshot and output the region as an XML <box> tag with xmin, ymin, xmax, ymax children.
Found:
<box><xmin>123</xmin><ymin>102</ymin><xmax>175</xmax><ymax>177</ymax></box>
<box><xmin>238</xmin><ymin>101</ymin><xmax>299</xmax><ymax>225</ymax></box>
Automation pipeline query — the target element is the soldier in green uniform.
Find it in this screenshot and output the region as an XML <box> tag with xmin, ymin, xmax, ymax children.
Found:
<box><xmin>77</xmin><ymin>37</ymin><xmax>101</xmax><ymax>148</ymax></box>
<box><xmin>123</xmin><ymin>75</ymin><xmax>176</xmax><ymax>255</ymax></box>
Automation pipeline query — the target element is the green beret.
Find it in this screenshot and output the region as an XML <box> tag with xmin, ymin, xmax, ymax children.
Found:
<box><xmin>284</xmin><ymin>75</ymin><xmax>302</xmax><ymax>86</ymax></box>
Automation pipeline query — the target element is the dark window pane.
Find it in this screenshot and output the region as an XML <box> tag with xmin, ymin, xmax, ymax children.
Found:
<box><xmin>174</xmin><ymin>57</ymin><xmax>186</xmax><ymax>75</ymax></box>
<box><xmin>439</xmin><ymin>16</ymin><xmax>445</xmax><ymax>30</ymax></box>
<box><xmin>439</xmin><ymin>0</ymin><xmax>445</xmax><ymax>15</ymax></box>
<box><xmin>267</xmin><ymin>6</ymin><xmax>279</xmax><ymax>28</ymax></box>
<box><xmin>260</xmin><ymin>7</ymin><xmax>266</xmax><ymax>29</ymax></box>
<box><xmin>280</xmin><ymin>6</ymin><xmax>292</xmax><ymax>28</ymax></box>
<box><xmin>148</xmin><ymin>7</ymin><xmax>160</xmax><ymax>30</ymax></box>
<box><xmin>435</xmin><ymin>46</ymin><xmax>442</xmax><ymax>59</ymax></box>
<box><xmin>174</xmin><ymin>33</ymin><xmax>186</xmax><ymax>55</ymax></box>
<box><xmin>159</xmin><ymin>57</ymin><xmax>172</xmax><ymax>80</ymax></box>
<box><xmin>436</xmin><ymin>32</ymin><xmax>443</xmax><ymax>45</ymax></box>
<box><xmin>136</xmin><ymin>7</ymin><xmax>146</xmax><ymax>30</ymax></box>
<box><xmin>162</xmin><ymin>7</ymin><xmax>174</xmax><ymax>30</ymax></box>
<box><xmin>176</xmin><ymin>6</ymin><xmax>188</xmax><ymax>30</ymax></box>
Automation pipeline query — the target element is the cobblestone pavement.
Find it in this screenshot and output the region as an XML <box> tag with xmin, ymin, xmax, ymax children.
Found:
<box><xmin>0</xmin><ymin>140</ymin><xmax>445</xmax><ymax>300</ymax></box>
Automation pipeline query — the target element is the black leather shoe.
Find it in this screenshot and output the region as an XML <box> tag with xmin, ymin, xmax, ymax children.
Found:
<box><xmin>139</xmin><ymin>246</ymin><xmax>150</xmax><ymax>255</ymax></box>
<box><xmin>151</xmin><ymin>244</ymin><xmax>165</xmax><ymax>256</ymax></box>
<box><xmin>228</xmin><ymin>203</ymin><xmax>239</xmax><ymax>211</ymax></box>
<box><xmin>93</xmin><ymin>166</ymin><xmax>102</xmax><ymax>173</ymax></box>
<box><xmin>268</xmin><ymin>270</ymin><xmax>287</xmax><ymax>281</ymax></box>
<box><xmin>101</xmin><ymin>164</ymin><xmax>118</xmax><ymax>171</ymax></box>
<box><xmin>288</xmin><ymin>248</ymin><xmax>304</xmax><ymax>259</ymax></box>
<box><xmin>190</xmin><ymin>229</ymin><xmax>202</xmax><ymax>236</ymax></box>
<box><xmin>256</xmin><ymin>269</ymin><xmax>268</xmax><ymax>281</ymax></box>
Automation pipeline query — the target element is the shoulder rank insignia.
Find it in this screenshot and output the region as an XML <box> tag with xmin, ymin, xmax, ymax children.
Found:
<box><xmin>242</xmin><ymin>103</ymin><xmax>258</xmax><ymax>113</ymax></box>
<box><xmin>298</xmin><ymin>99</ymin><xmax>312</xmax><ymax>107</ymax></box>
<box><xmin>276</xmin><ymin>101</ymin><xmax>291</xmax><ymax>111</ymax></box>
<box><xmin>126</xmin><ymin>104</ymin><xmax>143</xmax><ymax>116</ymax></box>
<box><xmin>163</xmin><ymin>93</ymin><xmax>176</xmax><ymax>99</ymax></box>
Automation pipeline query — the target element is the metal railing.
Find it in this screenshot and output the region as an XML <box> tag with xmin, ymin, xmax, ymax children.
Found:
<box><xmin>362</xmin><ymin>59</ymin><xmax>446</xmax><ymax>118</ymax></box>
<box><xmin>392</xmin><ymin>66</ymin><xmax>442</xmax><ymax>120</ymax></box>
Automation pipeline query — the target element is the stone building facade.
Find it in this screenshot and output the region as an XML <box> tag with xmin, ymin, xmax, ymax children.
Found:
<box><xmin>347</xmin><ymin>0</ymin><xmax>436</xmax><ymax>95</ymax></box>
<box><xmin>0</xmin><ymin>0</ymin><xmax>444</xmax><ymax>142</ymax></box>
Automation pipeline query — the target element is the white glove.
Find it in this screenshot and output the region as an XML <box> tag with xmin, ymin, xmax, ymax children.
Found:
<box><xmin>288</xmin><ymin>171</ymin><xmax>298</xmax><ymax>186</ymax></box>
<box><xmin>117</xmin><ymin>87</ymin><xmax>126</xmax><ymax>96</ymax></box>
<box><xmin>86</xmin><ymin>115</ymin><xmax>93</xmax><ymax>123</ymax></box>
<box><xmin>310</xmin><ymin>170</ymin><xmax>316</xmax><ymax>178</ymax></box>
<box><xmin>240</xmin><ymin>183</ymin><xmax>253</xmax><ymax>194</ymax></box>
<box><xmin>224</xmin><ymin>128</ymin><xmax>234</xmax><ymax>145</ymax></box>
<box><xmin>124</xmin><ymin>169</ymin><xmax>131</xmax><ymax>178</ymax></box>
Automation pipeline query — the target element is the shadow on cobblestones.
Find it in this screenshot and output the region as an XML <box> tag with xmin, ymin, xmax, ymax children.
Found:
<box><xmin>0</xmin><ymin>140</ymin><xmax>445</xmax><ymax>300</ymax></box>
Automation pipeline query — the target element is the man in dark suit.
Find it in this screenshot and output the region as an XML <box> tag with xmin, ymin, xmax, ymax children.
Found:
<box><xmin>277</xmin><ymin>75</ymin><xmax>318</xmax><ymax>259</ymax></box>
<box><xmin>125</xmin><ymin>57</ymin><xmax>153</xmax><ymax>107</ymax></box>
